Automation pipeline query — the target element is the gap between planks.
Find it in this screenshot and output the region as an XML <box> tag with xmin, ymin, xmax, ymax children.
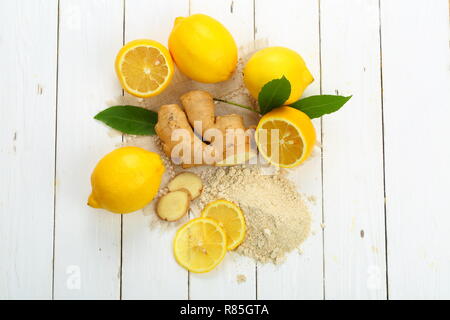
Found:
<box><xmin>119</xmin><ymin>0</ymin><xmax>126</xmax><ymax>300</ymax></box>
<box><xmin>51</xmin><ymin>0</ymin><xmax>61</xmax><ymax>300</ymax></box>
<box><xmin>377</xmin><ymin>0</ymin><xmax>390</xmax><ymax>300</ymax></box>
<box><xmin>318</xmin><ymin>0</ymin><xmax>325</xmax><ymax>300</ymax></box>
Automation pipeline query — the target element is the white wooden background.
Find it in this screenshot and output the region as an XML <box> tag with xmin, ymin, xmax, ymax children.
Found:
<box><xmin>1</xmin><ymin>0</ymin><xmax>449</xmax><ymax>300</ymax></box>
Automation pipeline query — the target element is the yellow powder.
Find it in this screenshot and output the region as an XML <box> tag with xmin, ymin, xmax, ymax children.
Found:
<box><xmin>198</xmin><ymin>166</ymin><xmax>311</xmax><ymax>264</ymax></box>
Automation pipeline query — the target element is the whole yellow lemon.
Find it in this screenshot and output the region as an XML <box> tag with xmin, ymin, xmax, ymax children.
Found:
<box><xmin>88</xmin><ymin>147</ymin><xmax>165</xmax><ymax>214</ymax></box>
<box><xmin>168</xmin><ymin>14</ymin><xmax>237</xmax><ymax>83</ymax></box>
<box><xmin>244</xmin><ymin>47</ymin><xmax>314</xmax><ymax>104</ymax></box>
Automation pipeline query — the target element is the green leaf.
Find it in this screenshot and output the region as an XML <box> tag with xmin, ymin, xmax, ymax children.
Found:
<box><xmin>258</xmin><ymin>76</ymin><xmax>291</xmax><ymax>114</ymax></box>
<box><xmin>289</xmin><ymin>95</ymin><xmax>352</xmax><ymax>119</ymax></box>
<box><xmin>94</xmin><ymin>105</ymin><xmax>158</xmax><ymax>135</ymax></box>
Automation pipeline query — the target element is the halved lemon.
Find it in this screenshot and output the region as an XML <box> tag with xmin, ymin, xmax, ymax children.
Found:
<box><xmin>255</xmin><ymin>106</ymin><xmax>316</xmax><ymax>168</ymax></box>
<box><xmin>115</xmin><ymin>39</ymin><xmax>174</xmax><ymax>98</ymax></box>
<box><xmin>173</xmin><ymin>217</ymin><xmax>227</xmax><ymax>273</ymax></box>
<box><xmin>201</xmin><ymin>199</ymin><xmax>246</xmax><ymax>250</ymax></box>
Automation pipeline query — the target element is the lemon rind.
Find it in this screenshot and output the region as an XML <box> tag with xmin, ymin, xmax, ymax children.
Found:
<box><xmin>255</xmin><ymin>116</ymin><xmax>309</xmax><ymax>169</ymax></box>
<box><xmin>201</xmin><ymin>199</ymin><xmax>246</xmax><ymax>251</ymax></box>
<box><xmin>116</xmin><ymin>41</ymin><xmax>174</xmax><ymax>98</ymax></box>
<box><xmin>173</xmin><ymin>217</ymin><xmax>227</xmax><ymax>273</ymax></box>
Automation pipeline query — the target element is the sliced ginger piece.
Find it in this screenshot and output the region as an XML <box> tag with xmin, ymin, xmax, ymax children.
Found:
<box><xmin>168</xmin><ymin>172</ymin><xmax>203</xmax><ymax>199</ymax></box>
<box><xmin>156</xmin><ymin>189</ymin><xmax>191</xmax><ymax>221</ymax></box>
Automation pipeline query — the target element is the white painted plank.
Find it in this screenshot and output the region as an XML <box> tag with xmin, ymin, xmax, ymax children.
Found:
<box><xmin>254</xmin><ymin>0</ymin><xmax>324</xmax><ymax>300</ymax></box>
<box><xmin>53</xmin><ymin>0</ymin><xmax>123</xmax><ymax>299</ymax></box>
<box><xmin>380</xmin><ymin>0</ymin><xmax>450</xmax><ymax>300</ymax></box>
<box><xmin>121</xmin><ymin>0</ymin><xmax>190</xmax><ymax>300</ymax></box>
<box><xmin>321</xmin><ymin>0</ymin><xmax>387</xmax><ymax>299</ymax></box>
<box><xmin>187</xmin><ymin>0</ymin><xmax>257</xmax><ymax>300</ymax></box>
<box><xmin>0</xmin><ymin>0</ymin><xmax>58</xmax><ymax>299</ymax></box>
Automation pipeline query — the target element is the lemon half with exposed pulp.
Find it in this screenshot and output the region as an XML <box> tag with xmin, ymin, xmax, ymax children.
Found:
<box><xmin>115</xmin><ymin>39</ymin><xmax>174</xmax><ymax>98</ymax></box>
<box><xmin>255</xmin><ymin>106</ymin><xmax>316</xmax><ymax>168</ymax></box>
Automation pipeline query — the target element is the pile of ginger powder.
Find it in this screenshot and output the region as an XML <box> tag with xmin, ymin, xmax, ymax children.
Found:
<box><xmin>197</xmin><ymin>166</ymin><xmax>311</xmax><ymax>264</ymax></box>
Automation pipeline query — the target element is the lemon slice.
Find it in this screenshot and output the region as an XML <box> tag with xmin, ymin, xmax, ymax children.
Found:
<box><xmin>115</xmin><ymin>39</ymin><xmax>174</xmax><ymax>98</ymax></box>
<box><xmin>201</xmin><ymin>199</ymin><xmax>246</xmax><ymax>250</ymax></box>
<box><xmin>255</xmin><ymin>106</ymin><xmax>316</xmax><ymax>168</ymax></box>
<box><xmin>173</xmin><ymin>218</ymin><xmax>227</xmax><ymax>273</ymax></box>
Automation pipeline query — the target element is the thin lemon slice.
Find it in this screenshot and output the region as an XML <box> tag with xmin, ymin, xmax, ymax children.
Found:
<box><xmin>173</xmin><ymin>218</ymin><xmax>227</xmax><ymax>273</ymax></box>
<box><xmin>255</xmin><ymin>106</ymin><xmax>316</xmax><ymax>168</ymax></box>
<box><xmin>115</xmin><ymin>39</ymin><xmax>174</xmax><ymax>98</ymax></box>
<box><xmin>201</xmin><ymin>199</ymin><xmax>246</xmax><ymax>250</ymax></box>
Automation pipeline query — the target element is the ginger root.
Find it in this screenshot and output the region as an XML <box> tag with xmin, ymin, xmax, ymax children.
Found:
<box><xmin>156</xmin><ymin>90</ymin><xmax>256</xmax><ymax>167</ymax></box>
<box><xmin>155</xmin><ymin>104</ymin><xmax>208</xmax><ymax>167</ymax></box>
<box><xmin>156</xmin><ymin>189</ymin><xmax>191</xmax><ymax>221</ymax></box>
<box><xmin>168</xmin><ymin>172</ymin><xmax>203</xmax><ymax>200</ymax></box>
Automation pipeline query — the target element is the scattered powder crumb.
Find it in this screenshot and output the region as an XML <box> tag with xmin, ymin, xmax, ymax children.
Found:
<box><xmin>236</xmin><ymin>274</ymin><xmax>247</xmax><ymax>284</ymax></box>
<box><xmin>315</xmin><ymin>140</ymin><xmax>322</xmax><ymax>148</ymax></box>
<box><xmin>37</xmin><ymin>84</ymin><xmax>43</xmax><ymax>95</ymax></box>
<box><xmin>320</xmin><ymin>223</ymin><xmax>326</xmax><ymax>229</ymax></box>
<box><xmin>307</xmin><ymin>195</ymin><xmax>317</xmax><ymax>205</ymax></box>
<box><xmin>350</xmin><ymin>216</ymin><xmax>356</xmax><ymax>232</ymax></box>
<box><xmin>198</xmin><ymin>166</ymin><xmax>311</xmax><ymax>264</ymax></box>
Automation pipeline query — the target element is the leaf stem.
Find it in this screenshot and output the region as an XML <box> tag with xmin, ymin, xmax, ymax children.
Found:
<box><xmin>213</xmin><ymin>98</ymin><xmax>260</xmax><ymax>114</ymax></box>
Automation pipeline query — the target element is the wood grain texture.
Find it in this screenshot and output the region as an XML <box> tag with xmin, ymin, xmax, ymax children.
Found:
<box><xmin>254</xmin><ymin>0</ymin><xmax>324</xmax><ymax>300</ymax></box>
<box><xmin>53</xmin><ymin>0</ymin><xmax>123</xmax><ymax>299</ymax></box>
<box><xmin>0</xmin><ymin>0</ymin><xmax>58</xmax><ymax>299</ymax></box>
<box><xmin>121</xmin><ymin>0</ymin><xmax>189</xmax><ymax>300</ymax></box>
<box><xmin>320</xmin><ymin>0</ymin><xmax>387</xmax><ymax>299</ymax></box>
<box><xmin>1</xmin><ymin>0</ymin><xmax>450</xmax><ymax>300</ymax></box>
<box><xmin>188</xmin><ymin>0</ymin><xmax>257</xmax><ymax>300</ymax></box>
<box><xmin>380</xmin><ymin>0</ymin><xmax>450</xmax><ymax>300</ymax></box>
